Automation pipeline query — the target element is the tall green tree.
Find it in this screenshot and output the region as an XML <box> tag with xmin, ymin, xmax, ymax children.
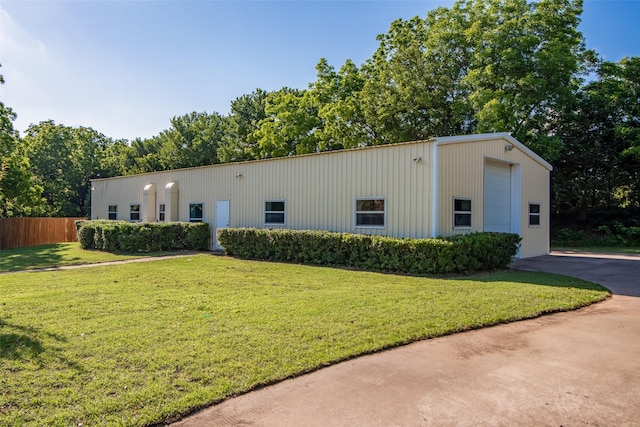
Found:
<box><xmin>252</xmin><ymin>59</ymin><xmax>369</xmax><ymax>158</ymax></box>
<box><xmin>218</xmin><ymin>89</ymin><xmax>269</xmax><ymax>163</ymax></box>
<box><xmin>156</xmin><ymin>111</ymin><xmax>226</xmax><ymax>170</ymax></box>
<box><xmin>360</xmin><ymin>9</ymin><xmax>475</xmax><ymax>144</ymax></box>
<box><xmin>22</xmin><ymin>122</ymin><xmax>111</xmax><ymax>217</ymax></box>
<box><xmin>313</xmin><ymin>58</ymin><xmax>370</xmax><ymax>150</ymax></box>
<box><xmin>254</xmin><ymin>87</ymin><xmax>322</xmax><ymax>158</ymax></box>
<box><xmin>0</xmin><ymin>69</ymin><xmax>44</xmax><ymax>217</ymax></box>
<box><xmin>464</xmin><ymin>0</ymin><xmax>589</xmax><ymax>160</ymax></box>
<box><xmin>116</xmin><ymin>137</ymin><xmax>164</xmax><ymax>175</ymax></box>
<box><xmin>553</xmin><ymin>57</ymin><xmax>640</xmax><ymax>226</ymax></box>
<box><xmin>0</xmin><ymin>155</ymin><xmax>45</xmax><ymax>217</ymax></box>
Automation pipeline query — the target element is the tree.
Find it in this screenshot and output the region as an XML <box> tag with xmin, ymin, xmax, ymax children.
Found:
<box><xmin>252</xmin><ymin>59</ymin><xmax>369</xmax><ymax>158</ymax></box>
<box><xmin>360</xmin><ymin>10</ymin><xmax>475</xmax><ymax>144</ymax></box>
<box><xmin>218</xmin><ymin>89</ymin><xmax>269</xmax><ymax>163</ymax></box>
<box><xmin>553</xmin><ymin>57</ymin><xmax>640</xmax><ymax>226</ymax></box>
<box><xmin>0</xmin><ymin>68</ymin><xmax>44</xmax><ymax>217</ymax></box>
<box><xmin>22</xmin><ymin>121</ymin><xmax>110</xmax><ymax>217</ymax></box>
<box><xmin>156</xmin><ymin>111</ymin><xmax>226</xmax><ymax>170</ymax></box>
<box><xmin>254</xmin><ymin>87</ymin><xmax>323</xmax><ymax>158</ymax></box>
<box><xmin>463</xmin><ymin>0</ymin><xmax>588</xmax><ymax>160</ymax></box>
<box><xmin>313</xmin><ymin>58</ymin><xmax>371</xmax><ymax>150</ymax></box>
<box><xmin>0</xmin><ymin>86</ymin><xmax>19</xmax><ymax>181</ymax></box>
<box><xmin>0</xmin><ymin>155</ymin><xmax>45</xmax><ymax>217</ymax></box>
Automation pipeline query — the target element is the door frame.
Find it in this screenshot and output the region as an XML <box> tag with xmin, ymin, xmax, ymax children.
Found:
<box><xmin>214</xmin><ymin>199</ymin><xmax>230</xmax><ymax>250</ymax></box>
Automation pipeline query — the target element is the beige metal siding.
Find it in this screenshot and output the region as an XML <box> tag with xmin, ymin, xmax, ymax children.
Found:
<box><xmin>91</xmin><ymin>134</ymin><xmax>550</xmax><ymax>257</ymax></box>
<box><xmin>436</xmin><ymin>135</ymin><xmax>550</xmax><ymax>257</ymax></box>
<box><xmin>519</xmin><ymin>164</ymin><xmax>550</xmax><ymax>258</ymax></box>
<box><xmin>91</xmin><ymin>142</ymin><xmax>434</xmax><ymax>250</ymax></box>
<box><xmin>437</xmin><ymin>142</ymin><xmax>487</xmax><ymax>234</ymax></box>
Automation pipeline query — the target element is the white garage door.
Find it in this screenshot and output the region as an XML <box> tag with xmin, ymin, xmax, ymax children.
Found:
<box><xmin>484</xmin><ymin>160</ymin><xmax>512</xmax><ymax>232</ymax></box>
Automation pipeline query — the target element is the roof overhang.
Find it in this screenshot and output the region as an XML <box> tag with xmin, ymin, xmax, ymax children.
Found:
<box><xmin>434</xmin><ymin>132</ymin><xmax>553</xmax><ymax>171</ymax></box>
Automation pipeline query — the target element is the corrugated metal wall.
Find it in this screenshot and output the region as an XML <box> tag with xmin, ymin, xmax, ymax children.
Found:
<box><xmin>91</xmin><ymin>135</ymin><xmax>551</xmax><ymax>258</ymax></box>
<box><xmin>91</xmin><ymin>141</ymin><xmax>434</xmax><ymax>249</ymax></box>
<box><xmin>436</xmin><ymin>136</ymin><xmax>550</xmax><ymax>257</ymax></box>
<box><xmin>519</xmin><ymin>160</ymin><xmax>551</xmax><ymax>258</ymax></box>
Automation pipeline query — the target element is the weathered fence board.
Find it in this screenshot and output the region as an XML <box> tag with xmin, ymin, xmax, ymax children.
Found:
<box><xmin>0</xmin><ymin>217</ymin><xmax>85</xmax><ymax>250</ymax></box>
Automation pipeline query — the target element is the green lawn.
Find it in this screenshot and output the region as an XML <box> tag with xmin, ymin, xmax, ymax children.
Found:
<box><xmin>0</xmin><ymin>242</ymin><xmax>182</xmax><ymax>272</ymax></box>
<box><xmin>0</xmin><ymin>254</ymin><xmax>609</xmax><ymax>426</ymax></box>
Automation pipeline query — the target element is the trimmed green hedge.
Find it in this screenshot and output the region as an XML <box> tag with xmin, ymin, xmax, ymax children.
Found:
<box><xmin>76</xmin><ymin>220</ymin><xmax>210</xmax><ymax>252</ymax></box>
<box><xmin>217</xmin><ymin>228</ymin><xmax>521</xmax><ymax>274</ymax></box>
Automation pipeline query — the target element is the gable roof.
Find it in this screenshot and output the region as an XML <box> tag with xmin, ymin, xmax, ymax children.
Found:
<box><xmin>434</xmin><ymin>132</ymin><xmax>553</xmax><ymax>171</ymax></box>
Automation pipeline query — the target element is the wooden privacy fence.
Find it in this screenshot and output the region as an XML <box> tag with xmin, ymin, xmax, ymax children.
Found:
<box><xmin>0</xmin><ymin>217</ymin><xmax>86</xmax><ymax>250</ymax></box>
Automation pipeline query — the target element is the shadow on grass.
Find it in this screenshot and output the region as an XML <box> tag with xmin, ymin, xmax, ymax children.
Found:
<box><xmin>0</xmin><ymin>243</ymin><xmax>67</xmax><ymax>272</ymax></box>
<box><xmin>0</xmin><ymin>318</ymin><xmax>84</xmax><ymax>371</ymax></box>
<box><xmin>459</xmin><ymin>270</ymin><xmax>610</xmax><ymax>292</ymax></box>
<box><xmin>0</xmin><ymin>242</ymin><xmax>190</xmax><ymax>273</ymax></box>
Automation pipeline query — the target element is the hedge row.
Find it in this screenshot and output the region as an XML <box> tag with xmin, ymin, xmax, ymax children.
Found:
<box><xmin>76</xmin><ymin>220</ymin><xmax>210</xmax><ymax>252</ymax></box>
<box><xmin>217</xmin><ymin>228</ymin><xmax>521</xmax><ymax>274</ymax></box>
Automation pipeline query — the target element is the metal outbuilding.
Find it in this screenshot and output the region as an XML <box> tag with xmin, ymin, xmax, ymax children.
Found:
<box><xmin>90</xmin><ymin>133</ymin><xmax>552</xmax><ymax>258</ymax></box>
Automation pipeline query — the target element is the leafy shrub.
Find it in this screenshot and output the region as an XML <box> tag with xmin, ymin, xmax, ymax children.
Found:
<box><xmin>552</xmin><ymin>223</ymin><xmax>640</xmax><ymax>247</ymax></box>
<box><xmin>76</xmin><ymin>221</ymin><xmax>96</xmax><ymax>249</ymax></box>
<box><xmin>77</xmin><ymin>220</ymin><xmax>210</xmax><ymax>252</ymax></box>
<box><xmin>217</xmin><ymin>228</ymin><xmax>521</xmax><ymax>275</ymax></box>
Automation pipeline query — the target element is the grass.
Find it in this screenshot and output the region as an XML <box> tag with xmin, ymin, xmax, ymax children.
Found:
<box><xmin>0</xmin><ymin>253</ymin><xmax>609</xmax><ymax>426</ymax></box>
<box><xmin>0</xmin><ymin>242</ymin><xmax>183</xmax><ymax>272</ymax></box>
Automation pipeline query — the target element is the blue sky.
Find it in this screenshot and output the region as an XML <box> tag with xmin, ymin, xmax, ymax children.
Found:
<box><xmin>1</xmin><ymin>0</ymin><xmax>639</xmax><ymax>142</ymax></box>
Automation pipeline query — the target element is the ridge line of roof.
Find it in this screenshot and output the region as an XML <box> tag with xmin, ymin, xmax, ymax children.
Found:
<box><xmin>92</xmin><ymin>132</ymin><xmax>552</xmax><ymax>182</ymax></box>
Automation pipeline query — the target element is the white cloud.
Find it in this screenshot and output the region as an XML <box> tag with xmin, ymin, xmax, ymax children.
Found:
<box><xmin>0</xmin><ymin>6</ymin><xmax>61</xmax><ymax>134</ymax></box>
<box><xmin>0</xmin><ymin>7</ymin><xmax>48</xmax><ymax>64</ymax></box>
<box><xmin>0</xmin><ymin>6</ymin><xmax>177</xmax><ymax>140</ymax></box>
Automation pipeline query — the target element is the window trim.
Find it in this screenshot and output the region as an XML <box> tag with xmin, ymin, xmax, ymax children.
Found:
<box><xmin>158</xmin><ymin>203</ymin><xmax>166</xmax><ymax>222</ymax></box>
<box><xmin>528</xmin><ymin>202</ymin><xmax>541</xmax><ymax>228</ymax></box>
<box><xmin>264</xmin><ymin>199</ymin><xmax>286</xmax><ymax>226</ymax></box>
<box><xmin>189</xmin><ymin>202</ymin><xmax>204</xmax><ymax>223</ymax></box>
<box><xmin>108</xmin><ymin>205</ymin><xmax>117</xmax><ymax>221</ymax></box>
<box><xmin>354</xmin><ymin>197</ymin><xmax>386</xmax><ymax>228</ymax></box>
<box><xmin>453</xmin><ymin>197</ymin><xmax>472</xmax><ymax>229</ymax></box>
<box><xmin>129</xmin><ymin>204</ymin><xmax>141</xmax><ymax>222</ymax></box>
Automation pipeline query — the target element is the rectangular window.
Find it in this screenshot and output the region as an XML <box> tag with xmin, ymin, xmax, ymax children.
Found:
<box><xmin>129</xmin><ymin>204</ymin><xmax>140</xmax><ymax>222</ymax></box>
<box><xmin>108</xmin><ymin>205</ymin><xmax>117</xmax><ymax>220</ymax></box>
<box><xmin>453</xmin><ymin>198</ymin><xmax>472</xmax><ymax>228</ymax></box>
<box><xmin>529</xmin><ymin>203</ymin><xmax>541</xmax><ymax>227</ymax></box>
<box><xmin>265</xmin><ymin>200</ymin><xmax>285</xmax><ymax>225</ymax></box>
<box><xmin>355</xmin><ymin>198</ymin><xmax>385</xmax><ymax>227</ymax></box>
<box><xmin>189</xmin><ymin>203</ymin><xmax>204</xmax><ymax>222</ymax></box>
<box><xmin>158</xmin><ymin>203</ymin><xmax>166</xmax><ymax>222</ymax></box>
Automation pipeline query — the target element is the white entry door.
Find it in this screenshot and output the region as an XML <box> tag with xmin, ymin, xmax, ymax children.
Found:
<box><xmin>215</xmin><ymin>200</ymin><xmax>230</xmax><ymax>250</ymax></box>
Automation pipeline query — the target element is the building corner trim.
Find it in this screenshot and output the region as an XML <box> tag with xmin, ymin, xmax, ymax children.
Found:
<box><xmin>430</xmin><ymin>141</ymin><xmax>439</xmax><ymax>237</ymax></box>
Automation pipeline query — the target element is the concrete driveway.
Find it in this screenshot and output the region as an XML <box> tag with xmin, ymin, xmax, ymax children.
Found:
<box><xmin>511</xmin><ymin>250</ymin><xmax>640</xmax><ymax>297</ymax></box>
<box><xmin>171</xmin><ymin>251</ymin><xmax>640</xmax><ymax>426</ymax></box>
